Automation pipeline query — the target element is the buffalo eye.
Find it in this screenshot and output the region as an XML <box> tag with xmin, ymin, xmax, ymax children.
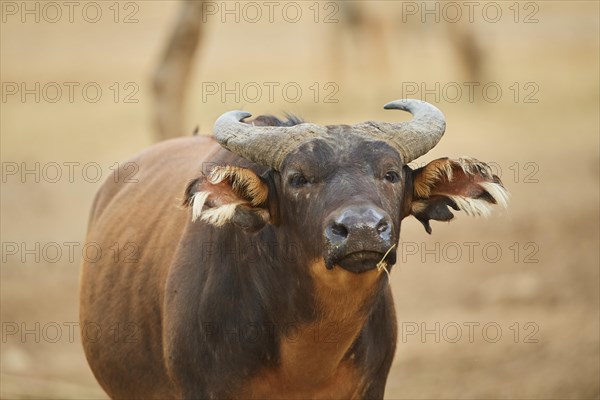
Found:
<box><xmin>289</xmin><ymin>173</ymin><xmax>309</xmax><ymax>187</ymax></box>
<box><xmin>384</xmin><ymin>170</ymin><xmax>401</xmax><ymax>183</ymax></box>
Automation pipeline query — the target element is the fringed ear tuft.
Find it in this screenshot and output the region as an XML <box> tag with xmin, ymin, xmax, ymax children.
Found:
<box><xmin>182</xmin><ymin>166</ymin><xmax>271</xmax><ymax>230</ymax></box>
<box><xmin>456</xmin><ymin>157</ymin><xmax>494</xmax><ymax>179</ymax></box>
<box><xmin>413</xmin><ymin>158</ymin><xmax>454</xmax><ymax>198</ymax></box>
<box><xmin>410</xmin><ymin>157</ymin><xmax>508</xmax><ymax>233</ymax></box>
<box><xmin>208</xmin><ymin>166</ymin><xmax>268</xmax><ymax>206</ymax></box>
<box><xmin>199</xmin><ymin>202</ymin><xmax>243</xmax><ymax>227</ymax></box>
<box><xmin>191</xmin><ymin>191</ymin><xmax>210</xmax><ymax>222</ymax></box>
<box><xmin>479</xmin><ymin>181</ymin><xmax>510</xmax><ymax>209</ymax></box>
<box><xmin>447</xmin><ymin>195</ymin><xmax>493</xmax><ymax>217</ymax></box>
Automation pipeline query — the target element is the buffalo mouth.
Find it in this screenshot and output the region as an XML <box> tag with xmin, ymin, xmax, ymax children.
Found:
<box><xmin>328</xmin><ymin>250</ymin><xmax>397</xmax><ymax>274</ymax></box>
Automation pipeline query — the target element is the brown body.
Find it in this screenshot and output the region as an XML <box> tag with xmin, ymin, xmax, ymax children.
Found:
<box><xmin>80</xmin><ymin>138</ymin><xmax>208</xmax><ymax>398</ymax></box>
<box><xmin>80</xmin><ymin>136</ymin><xmax>396</xmax><ymax>398</ymax></box>
<box><xmin>80</xmin><ymin>101</ymin><xmax>507</xmax><ymax>399</ymax></box>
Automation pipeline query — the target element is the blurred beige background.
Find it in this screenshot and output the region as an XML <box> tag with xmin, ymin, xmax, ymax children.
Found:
<box><xmin>1</xmin><ymin>1</ymin><xmax>598</xmax><ymax>398</ymax></box>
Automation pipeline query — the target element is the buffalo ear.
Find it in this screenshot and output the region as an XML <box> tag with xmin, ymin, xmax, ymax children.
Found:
<box><xmin>182</xmin><ymin>166</ymin><xmax>270</xmax><ymax>232</ymax></box>
<box><xmin>410</xmin><ymin>157</ymin><xmax>508</xmax><ymax>234</ymax></box>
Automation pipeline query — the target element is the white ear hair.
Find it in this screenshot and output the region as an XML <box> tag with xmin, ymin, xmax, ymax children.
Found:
<box><xmin>480</xmin><ymin>181</ymin><xmax>509</xmax><ymax>208</ymax></box>
<box><xmin>448</xmin><ymin>195</ymin><xmax>493</xmax><ymax>217</ymax></box>
<box><xmin>448</xmin><ymin>181</ymin><xmax>509</xmax><ymax>217</ymax></box>
<box><xmin>191</xmin><ymin>192</ymin><xmax>209</xmax><ymax>222</ymax></box>
<box><xmin>200</xmin><ymin>202</ymin><xmax>243</xmax><ymax>227</ymax></box>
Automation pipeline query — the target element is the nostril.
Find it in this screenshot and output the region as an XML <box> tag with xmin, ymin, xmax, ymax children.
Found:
<box><xmin>330</xmin><ymin>223</ymin><xmax>349</xmax><ymax>239</ymax></box>
<box><xmin>376</xmin><ymin>220</ymin><xmax>390</xmax><ymax>234</ymax></box>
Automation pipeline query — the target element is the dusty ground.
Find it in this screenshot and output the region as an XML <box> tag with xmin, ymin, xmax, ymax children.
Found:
<box><xmin>1</xmin><ymin>1</ymin><xmax>598</xmax><ymax>399</ymax></box>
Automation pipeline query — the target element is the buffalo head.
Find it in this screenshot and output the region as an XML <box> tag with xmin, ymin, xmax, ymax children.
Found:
<box><xmin>183</xmin><ymin>99</ymin><xmax>508</xmax><ymax>276</ymax></box>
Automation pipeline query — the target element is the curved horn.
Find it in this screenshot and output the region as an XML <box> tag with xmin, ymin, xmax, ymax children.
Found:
<box><xmin>213</xmin><ymin>111</ymin><xmax>326</xmax><ymax>170</ymax></box>
<box><xmin>353</xmin><ymin>99</ymin><xmax>446</xmax><ymax>163</ymax></box>
<box><xmin>214</xmin><ymin>99</ymin><xmax>445</xmax><ymax>169</ymax></box>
